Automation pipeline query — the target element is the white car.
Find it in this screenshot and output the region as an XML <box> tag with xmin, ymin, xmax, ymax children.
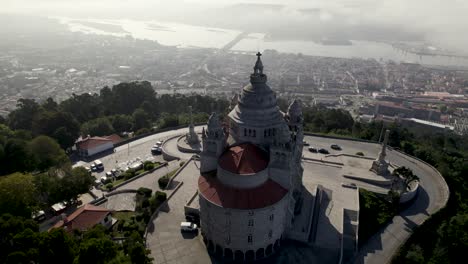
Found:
<box><xmin>180</xmin><ymin>222</ymin><xmax>197</xmax><ymax>232</ymax></box>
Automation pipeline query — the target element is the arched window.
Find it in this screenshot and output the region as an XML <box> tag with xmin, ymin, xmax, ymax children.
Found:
<box><xmin>248</xmin><ymin>219</ymin><xmax>254</xmax><ymax>227</ymax></box>
<box><xmin>248</xmin><ymin>234</ymin><xmax>253</xmax><ymax>244</ymax></box>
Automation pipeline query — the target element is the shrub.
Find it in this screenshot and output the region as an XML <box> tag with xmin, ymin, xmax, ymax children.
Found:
<box><xmin>356</xmin><ymin>152</ymin><xmax>365</xmax><ymax>156</ymax></box>
<box><xmin>137</xmin><ymin>187</ymin><xmax>152</xmax><ymax>197</ymax></box>
<box><xmin>123</xmin><ymin>172</ymin><xmax>134</xmax><ymax>180</ymax></box>
<box><xmin>155</xmin><ymin>191</ymin><xmax>167</xmax><ymax>202</ymax></box>
<box><xmin>105</xmin><ymin>183</ymin><xmax>113</xmax><ymax>191</ymax></box>
<box><xmin>141</xmin><ymin>199</ymin><xmax>150</xmax><ymax>209</ymax></box>
<box><xmin>144</xmin><ymin>163</ymin><xmax>155</xmax><ymax>171</ymax></box>
<box><xmin>135</xmin><ymin>213</ymin><xmax>144</xmax><ymax>222</ymax></box>
<box><xmin>158</xmin><ymin>176</ymin><xmax>169</xmax><ymax>189</ymax></box>
<box><xmin>179</xmin><ymin>161</ymin><xmax>185</xmax><ymax>167</ymax></box>
<box><xmin>135</xmin><ymin>128</ymin><xmax>150</xmax><ymax>136</ymax></box>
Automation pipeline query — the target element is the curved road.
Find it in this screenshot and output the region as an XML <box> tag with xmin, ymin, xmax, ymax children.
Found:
<box><xmin>302</xmin><ymin>135</ymin><xmax>449</xmax><ymax>264</ymax></box>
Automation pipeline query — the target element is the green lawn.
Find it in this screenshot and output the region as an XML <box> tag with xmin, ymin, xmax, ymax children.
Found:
<box><xmin>113</xmin><ymin>211</ymin><xmax>135</xmax><ymax>222</ymax></box>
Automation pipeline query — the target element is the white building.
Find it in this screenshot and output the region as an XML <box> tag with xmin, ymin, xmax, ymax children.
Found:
<box><xmin>75</xmin><ymin>134</ymin><xmax>121</xmax><ymax>158</ymax></box>
<box><xmin>198</xmin><ymin>53</ymin><xmax>305</xmax><ymax>261</ymax></box>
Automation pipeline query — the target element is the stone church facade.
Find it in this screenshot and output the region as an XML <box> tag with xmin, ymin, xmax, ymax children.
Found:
<box><xmin>197</xmin><ymin>53</ymin><xmax>305</xmax><ymax>261</ymax></box>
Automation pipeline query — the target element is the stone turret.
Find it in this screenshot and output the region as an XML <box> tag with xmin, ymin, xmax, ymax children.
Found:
<box><xmin>200</xmin><ymin>112</ymin><xmax>226</xmax><ymax>173</ymax></box>
<box><xmin>287</xmin><ymin>99</ymin><xmax>303</xmax><ymax>128</ymax></box>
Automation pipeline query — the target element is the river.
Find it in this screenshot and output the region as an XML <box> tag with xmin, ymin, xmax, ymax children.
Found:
<box><xmin>57</xmin><ymin>17</ymin><xmax>468</xmax><ymax>67</ymax></box>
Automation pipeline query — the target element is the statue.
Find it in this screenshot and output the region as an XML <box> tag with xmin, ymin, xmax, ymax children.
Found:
<box><xmin>371</xmin><ymin>129</ymin><xmax>390</xmax><ymax>176</ymax></box>
<box><xmin>186</xmin><ymin>106</ymin><xmax>200</xmax><ymax>145</ymax></box>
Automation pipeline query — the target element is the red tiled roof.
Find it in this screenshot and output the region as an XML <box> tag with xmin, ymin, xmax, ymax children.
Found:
<box><xmin>76</xmin><ymin>134</ymin><xmax>121</xmax><ymax>150</ymax></box>
<box><xmin>198</xmin><ymin>174</ymin><xmax>288</xmax><ymax>210</ymax></box>
<box><xmin>104</xmin><ymin>134</ymin><xmax>122</xmax><ymax>144</ymax></box>
<box><xmin>53</xmin><ymin>204</ymin><xmax>111</xmax><ymax>231</ymax></box>
<box><xmin>218</xmin><ymin>144</ymin><xmax>269</xmax><ymax>174</ymax></box>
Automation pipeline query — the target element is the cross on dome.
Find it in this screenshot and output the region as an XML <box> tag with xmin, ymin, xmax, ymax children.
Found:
<box><xmin>253</xmin><ymin>52</ymin><xmax>264</xmax><ymax>75</ymax></box>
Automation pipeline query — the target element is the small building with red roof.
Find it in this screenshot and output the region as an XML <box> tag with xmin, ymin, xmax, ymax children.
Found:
<box><xmin>51</xmin><ymin>204</ymin><xmax>113</xmax><ymax>232</ymax></box>
<box><xmin>76</xmin><ymin>134</ymin><xmax>122</xmax><ymax>158</ymax></box>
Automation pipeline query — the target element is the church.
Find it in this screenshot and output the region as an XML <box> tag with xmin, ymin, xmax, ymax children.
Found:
<box><xmin>197</xmin><ymin>53</ymin><xmax>307</xmax><ymax>261</ymax></box>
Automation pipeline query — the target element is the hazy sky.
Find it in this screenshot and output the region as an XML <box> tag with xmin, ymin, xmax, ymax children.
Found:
<box><xmin>3</xmin><ymin>0</ymin><xmax>468</xmax><ymax>53</ymax></box>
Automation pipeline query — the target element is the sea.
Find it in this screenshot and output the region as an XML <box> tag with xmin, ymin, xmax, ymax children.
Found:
<box><xmin>57</xmin><ymin>17</ymin><xmax>468</xmax><ymax>68</ymax></box>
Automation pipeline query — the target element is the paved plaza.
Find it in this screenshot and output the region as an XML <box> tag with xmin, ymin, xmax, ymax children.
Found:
<box><xmin>142</xmin><ymin>133</ymin><xmax>448</xmax><ymax>264</ymax></box>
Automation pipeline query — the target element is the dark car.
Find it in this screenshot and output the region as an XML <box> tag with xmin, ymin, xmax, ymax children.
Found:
<box><xmin>330</xmin><ymin>144</ymin><xmax>342</xmax><ymax>150</ymax></box>
<box><xmin>308</xmin><ymin>147</ymin><xmax>317</xmax><ymax>153</ymax></box>
<box><xmin>318</xmin><ymin>148</ymin><xmax>329</xmax><ymax>154</ymax></box>
<box><xmin>185</xmin><ymin>213</ymin><xmax>200</xmax><ymax>225</ymax></box>
<box><xmin>151</xmin><ymin>146</ymin><xmax>162</xmax><ymax>155</ymax></box>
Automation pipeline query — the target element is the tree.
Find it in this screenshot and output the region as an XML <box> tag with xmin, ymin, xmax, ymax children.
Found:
<box><xmin>7</xmin><ymin>99</ymin><xmax>40</xmax><ymax>131</ymax></box>
<box><xmin>110</xmin><ymin>115</ymin><xmax>133</xmax><ymax>133</ymax></box>
<box><xmin>32</xmin><ymin>111</ymin><xmax>80</xmax><ymax>149</ymax></box>
<box><xmin>124</xmin><ymin>232</ymin><xmax>152</xmax><ymax>264</ymax></box>
<box><xmin>34</xmin><ymin>172</ymin><xmax>62</xmax><ymax>205</ymax></box>
<box><xmin>2</xmin><ymin>138</ymin><xmax>35</xmax><ymax>175</ymax></box>
<box><xmin>132</xmin><ymin>108</ymin><xmax>151</xmax><ymax>131</ymax></box>
<box><xmin>28</xmin><ymin>136</ymin><xmax>68</xmax><ymax>171</ymax></box>
<box><xmin>78</xmin><ymin>237</ymin><xmax>117</xmax><ymax>264</ymax></box>
<box><xmin>0</xmin><ymin>214</ymin><xmax>38</xmax><ymax>262</ymax></box>
<box><xmin>42</xmin><ymin>97</ymin><xmax>58</xmax><ymax>111</ymax></box>
<box><xmin>0</xmin><ymin>173</ymin><xmax>37</xmax><ymax>217</ymax></box>
<box><xmin>38</xmin><ymin>228</ymin><xmax>76</xmax><ymax>264</ymax></box>
<box><xmin>59</xmin><ymin>93</ymin><xmax>101</xmax><ymax>123</ymax></box>
<box><xmin>81</xmin><ymin>117</ymin><xmax>114</xmax><ymax>137</ymax></box>
<box><xmin>60</xmin><ymin>167</ymin><xmax>94</xmax><ymax>202</ymax></box>
<box><xmin>158</xmin><ymin>113</ymin><xmax>179</xmax><ymax>129</ymax></box>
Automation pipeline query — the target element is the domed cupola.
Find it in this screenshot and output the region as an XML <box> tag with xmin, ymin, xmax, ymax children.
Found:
<box><xmin>228</xmin><ymin>52</ymin><xmax>290</xmax><ymax>145</ymax></box>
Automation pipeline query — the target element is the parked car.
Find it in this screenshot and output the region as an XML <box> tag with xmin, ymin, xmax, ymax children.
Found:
<box><xmin>308</xmin><ymin>147</ymin><xmax>317</xmax><ymax>153</ymax></box>
<box><xmin>330</xmin><ymin>144</ymin><xmax>342</xmax><ymax>150</ymax></box>
<box><xmin>151</xmin><ymin>146</ymin><xmax>162</xmax><ymax>155</ymax></box>
<box><xmin>100</xmin><ymin>176</ymin><xmax>111</xmax><ymax>184</ymax></box>
<box><xmin>185</xmin><ymin>213</ymin><xmax>200</xmax><ymax>225</ymax></box>
<box><xmin>180</xmin><ymin>222</ymin><xmax>197</xmax><ymax>232</ymax></box>
<box><xmin>111</xmin><ymin>169</ymin><xmax>120</xmax><ymax>178</ymax></box>
<box><xmin>90</xmin><ymin>164</ymin><xmax>97</xmax><ymax>172</ymax></box>
<box><xmin>32</xmin><ymin>210</ymin><xmax>46</xmax><ymax>222</ymax></box>
<box><xmin>93</xmin><ymin>160</ymin><xmax>104</xmax><ymax>171</ymax></box>
<box><xmin>318</xmin><ymin>148</ymin><xmax>329</xmax><ymax>154</ymax></box>
<box><xmin>303</xmin><ymin>141</ymin><xmax>310</xmax><ymax>146</ymax></box>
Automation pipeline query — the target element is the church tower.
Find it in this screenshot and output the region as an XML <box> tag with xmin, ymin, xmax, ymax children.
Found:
<box><xmin>198</xmin><ymin>53</ymin><xmax>304</xmax><ymax>262</ymax></box>
<box><xmin>200</xmin><ymin>112</ymin><xmax>226</xmax><ymax>173</ymax></box>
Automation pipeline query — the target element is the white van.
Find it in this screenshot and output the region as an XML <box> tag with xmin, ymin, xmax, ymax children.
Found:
<box><xmin>93</xmin><ymin>160</ymin><xmax>104</xmax><ymax>170</ymax></box>
<box><xmin>180</xmin><ymin>222</ymin><xmax>197</xmax><ymax>232</ymax></box>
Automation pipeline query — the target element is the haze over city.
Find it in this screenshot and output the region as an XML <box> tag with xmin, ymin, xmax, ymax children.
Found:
<box><xmin>3</xmin><ymin>0</ymin><xmax>468</xmax><ymax>53</ymax></box>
